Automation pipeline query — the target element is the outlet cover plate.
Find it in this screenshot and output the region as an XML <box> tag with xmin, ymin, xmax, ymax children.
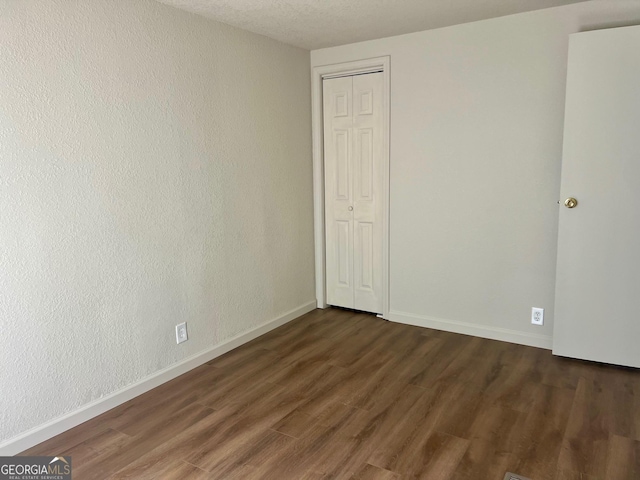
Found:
<box><xmin>531</xmin><ymin>307</ymin><xmax>544</xmax><ymax>326</ymax></box>
<box><xmin>175</xmin><ymin>322</ymin><xmax>188</xmax><ymax>344</ymax></box>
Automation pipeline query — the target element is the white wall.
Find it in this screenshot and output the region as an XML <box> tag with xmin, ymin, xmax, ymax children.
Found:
<box><xmin>311</xmin><ymin>0</ymin><xmax>640</xmax><ymax>348</ymax></box>
<box><xmin>0</xmin><ymin>0</ymin><xmax>314</xmax><ymax>446</ymax></box>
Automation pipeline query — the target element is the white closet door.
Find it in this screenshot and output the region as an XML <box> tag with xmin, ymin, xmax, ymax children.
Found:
<box><xmin>323</xmin><ymin>76</ymin><xmax>354</xmax><ymax>309</ymax></box>
<box><xmin>323</xmin><ymin>73</ymin><xmax>383</xmax><ymax>314</ymax></box>
<box><xmin>553</xmin><ymin>26</ymin><xmax>640</xmax><ymax>367</ymax></box>
<box><xmin>352</xmin><ymin>73</ymin><xmax>383</xmax><ymax>313</ymax></box>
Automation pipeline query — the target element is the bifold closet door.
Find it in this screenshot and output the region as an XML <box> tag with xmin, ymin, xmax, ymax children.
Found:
<box><xmin>323</xmin><ymin>72</ymin><xmax>383</xmax><ymax>314</ymax></box>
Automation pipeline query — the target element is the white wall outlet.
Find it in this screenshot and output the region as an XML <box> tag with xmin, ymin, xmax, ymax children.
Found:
<box><xmin>531</xmin><ymin>307</ymin><xmax>544</xmax><ymax>326</ymax></box>
<box><xmin>175</xmin><ymin>322</ymin><xmax>188</xmax><ymax>344</ymax></box>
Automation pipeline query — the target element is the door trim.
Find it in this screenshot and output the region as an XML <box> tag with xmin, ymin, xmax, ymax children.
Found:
<box><xmin>311</xmin><ymin>56</ymin><xmax>390</xmax><ymax>318</ymax></box>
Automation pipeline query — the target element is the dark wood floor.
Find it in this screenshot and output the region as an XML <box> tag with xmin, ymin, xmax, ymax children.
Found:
<box><xmin>22</xmin><ymin>308</ymin><xmax>640</xmax><ymax>479</ymax></box>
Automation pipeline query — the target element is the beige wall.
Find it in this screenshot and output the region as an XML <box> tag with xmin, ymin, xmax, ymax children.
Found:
<box><xmin>0</xmin><ymin>0</ymin><xmax>314</xmax><ymax>445</ymax></box>
<box><xmin>311</xmin><ymin>1</ymin><xmax>640</xmax><ymax>348</ymax></box>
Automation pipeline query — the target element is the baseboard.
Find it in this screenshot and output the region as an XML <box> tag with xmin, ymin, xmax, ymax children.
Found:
<box><xmin>0</xmin><ymin>300</ymin><xmax>317</xmax><ymax>456</ymax></box>
<box><xmin>388</xmin><ymin>310</ymin><xmax>553</xmax><ymax>350</ymax></box>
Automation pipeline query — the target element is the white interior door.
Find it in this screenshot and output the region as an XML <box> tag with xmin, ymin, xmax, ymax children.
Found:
<box><xmin>553</xmin><ymin>26</ymin><xmax>640</xmax><ymax>368</ymax></box>
<box><xmin>323</xmin><ymin>72</ymin><xmax>383</xmax><ymax>314</ymax></box>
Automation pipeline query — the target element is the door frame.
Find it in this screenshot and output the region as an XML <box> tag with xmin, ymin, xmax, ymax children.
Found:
<box><xmin>311</xmin><ymin>56</ymin><xmax>391</xmax><ymax>318</ymax></box>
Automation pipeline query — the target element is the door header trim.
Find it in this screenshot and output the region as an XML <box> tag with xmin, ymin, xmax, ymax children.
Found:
<box><xmin>322</xmin><ymin>67</ymin><xmax>383</xmax><ymax>80</ymax></box>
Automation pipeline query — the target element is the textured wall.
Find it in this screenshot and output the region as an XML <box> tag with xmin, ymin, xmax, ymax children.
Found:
<box><xmin>311</xmin><ymin>1</ymin><xmax>640</xmax><ymax>343</ymax></box>
<box><xmin>0</xmin><ymin>0</ymin><xmax>313</xmax><ymax>442</ymax></box>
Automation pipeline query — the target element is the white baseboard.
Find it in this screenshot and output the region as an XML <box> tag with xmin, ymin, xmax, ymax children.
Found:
<box><xmin>0</xmin><ymin>300</ymin><xmax>317</xmax><ymax>456</ymax></box>
<box><xmin>388</xmin><ymin>310</ymin><xmax>552</xmax><ymax>350</ymax></box>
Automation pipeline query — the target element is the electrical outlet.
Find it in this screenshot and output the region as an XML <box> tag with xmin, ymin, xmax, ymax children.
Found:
<box><xmin>175</xmin><ymin>322</ymin><xmax>188</xmax><ymax>344</ymax></box>
<box><xmin>531</xmin><ymin>307</ymin><xmax>544</xmax><ymax>326</ymax></box>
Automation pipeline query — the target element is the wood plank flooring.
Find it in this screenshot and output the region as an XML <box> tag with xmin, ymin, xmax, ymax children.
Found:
<box><xmin>21</xmin><ymin>308</ymin><xmax>640</xmax><ymax>479</ymax></box>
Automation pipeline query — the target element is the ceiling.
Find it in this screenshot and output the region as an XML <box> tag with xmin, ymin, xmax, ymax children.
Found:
<box><xmin>157</xmin><ymin>0</ymin><xmax>588</xmax><ymax>50</ymax></box>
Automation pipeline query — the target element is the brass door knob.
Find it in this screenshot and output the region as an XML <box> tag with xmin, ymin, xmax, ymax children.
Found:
<box><xmin>564</xmin><ymin>197</ymin><xmax>578</xmax><ymax>208</ymax></box>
